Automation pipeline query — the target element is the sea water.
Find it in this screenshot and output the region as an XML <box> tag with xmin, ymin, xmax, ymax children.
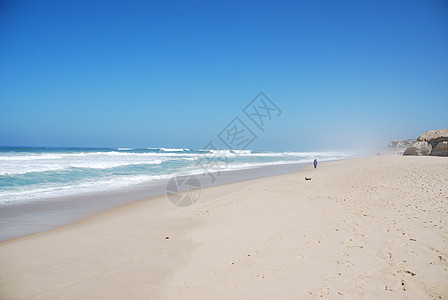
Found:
<box><xmin>0</xmin><ymin>147</ymin><xmax>354</xmax><ymax>206</ymax></box>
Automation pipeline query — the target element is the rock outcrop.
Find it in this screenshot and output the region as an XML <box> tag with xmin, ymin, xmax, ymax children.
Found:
<box><xmin>431</xmin><ymin>141</ymin><xmax>448</xmax><ymax>156</ymax></box>
<box><xmin>386</xmin><ymin>140</ymin><xmax>415</xmax><ymax>152</ymax></box>
<box><xmin>403</xmin><ymin>129</ymin><xmax>448</xmax><ymax>156</ymax></box>
<box><xmin>417</xmin><ymin>129</ymin><xmax>448</xmax><ymax>147</ymax></box>
<box><xmin>403</xmin><ymin>141</ymin><xmax>432</xmax><ymax>156</ymax></box>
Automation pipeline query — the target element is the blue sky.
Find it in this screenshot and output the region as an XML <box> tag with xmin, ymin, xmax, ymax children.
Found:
<box><xmin>1</xmin><ymin>0</ymin><xmax>447</xmax><ymax>151</ymax></box>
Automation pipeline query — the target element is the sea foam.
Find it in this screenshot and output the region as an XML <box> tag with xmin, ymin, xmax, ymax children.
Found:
<box><xmin>0</xmin><ymin>147</ymin><xmax>355</xmax><ymax>205</ymax></box>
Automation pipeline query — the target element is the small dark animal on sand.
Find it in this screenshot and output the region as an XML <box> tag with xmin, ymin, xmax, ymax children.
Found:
<box><xmin>305</xmin><ymin>177</ymin><xmax>311</xmax><ymax>181</ymax></box>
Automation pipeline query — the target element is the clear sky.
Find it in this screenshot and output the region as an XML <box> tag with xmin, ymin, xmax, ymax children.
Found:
<box><xmin>1</xmin><ymin>0</ymin><xmax>447</xmax><ymax>151</ymax></box>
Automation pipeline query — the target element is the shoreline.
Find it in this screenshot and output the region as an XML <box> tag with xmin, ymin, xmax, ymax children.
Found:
<box><xmin>1</xmin><ymin>155</ymin><xmax>446</xmax><ymax>298</ymax></box>
<box><xmin>0</xmin><ymin>161</ymin><xmax>315</xmax><ymax>242</ymax></box>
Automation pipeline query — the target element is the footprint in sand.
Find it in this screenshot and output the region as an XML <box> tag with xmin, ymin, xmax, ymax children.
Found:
<box><xmin>270</xmin><ymin>263</ymin><xmax>285</xmax><ymax>269</ymax></box>
<box><xmin>319</xmin><ymin>286</ymin><xmax>330</xmax><ymax>297</ymax></box>
<box><xmin>376</xmin><ymin>250</ymin><xmax>392</xmax><ymax>259</ymax></box>
<box><xmin>248</xmin><ymin>250</ymin><xmax>261</xmax><ymax>256</ymax></box>
<box><xmin>337</xmin><ymin>260</ymin><xmax>353</xmax><ymax>267</ymax></box>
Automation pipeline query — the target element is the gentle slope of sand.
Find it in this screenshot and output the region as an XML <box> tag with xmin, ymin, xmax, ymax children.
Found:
<box><xmin>0</xmin><ymin>155</ymin><xmax>447</xmax><ymax>299</ymax></box>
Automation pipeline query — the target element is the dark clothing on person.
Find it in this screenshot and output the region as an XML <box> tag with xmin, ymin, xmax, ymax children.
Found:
<box><xmin>313</xmin><ymin>159</ymin><xmax>318</xmax><ymax>169</ymax></box>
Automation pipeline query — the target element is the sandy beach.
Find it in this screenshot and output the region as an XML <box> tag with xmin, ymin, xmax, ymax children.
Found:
<box><xmin>0</xmin><ymin>155</ymin><xmax>447</xmax><ymax>299</ymax></box>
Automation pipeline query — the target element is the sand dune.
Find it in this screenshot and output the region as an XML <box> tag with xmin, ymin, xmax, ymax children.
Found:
<box><xmin>0</xmin><ymin>155</ymin><xmax>447</xmax><ymax>299</ymax></box>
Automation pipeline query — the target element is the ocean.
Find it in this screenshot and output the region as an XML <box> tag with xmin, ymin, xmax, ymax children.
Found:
<box><xmin>0</xmin><ymin>146</ymin><xmax>354</xmax><ymax>206</ymax></box>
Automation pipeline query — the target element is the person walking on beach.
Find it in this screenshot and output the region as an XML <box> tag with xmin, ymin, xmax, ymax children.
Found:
<box><xmin>313</xmin><ymin>159</ymin><xmax>318</xmax><ymax>169</ymax></box>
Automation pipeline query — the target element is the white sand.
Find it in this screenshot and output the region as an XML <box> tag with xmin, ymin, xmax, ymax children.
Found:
<box><xmin>0</xmin><ymin>155</ymin><xmax>447</xmax><ymax>299</ymax></box>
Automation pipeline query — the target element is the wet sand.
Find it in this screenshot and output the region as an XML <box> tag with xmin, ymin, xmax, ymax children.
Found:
<box><xmin>0</xmin><ymin>162</ymin><xmax>305</xmax><ymax>241</ymax></box>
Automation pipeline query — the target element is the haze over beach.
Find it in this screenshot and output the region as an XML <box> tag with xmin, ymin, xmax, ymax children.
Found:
<box><xmin>0</xmin><ymin>0</ymin><xmax>447</xmax><ymax>299</ymax></box>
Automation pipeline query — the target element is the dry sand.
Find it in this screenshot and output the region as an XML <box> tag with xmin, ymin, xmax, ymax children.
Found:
<box><xmin>0</xmin><ymin>155</ymin><xmax>447</xmax><ymax>299</ymax></box>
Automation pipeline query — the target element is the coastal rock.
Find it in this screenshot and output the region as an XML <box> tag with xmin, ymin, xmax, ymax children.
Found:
<box><xmin>402</xmin><ymin>129</ymin><xmax>448</xmax><ymax>156</ymax></box>
<box><xmin>417</xmin><ymin>129</ymin><xmax>448</xmax><ymax>147</ymax></box>
<box><xmin>431</xmin><ymin>141</ymin><xmax>448</xmax><ymax>157</ymax></box>
<box><xmin>386</xmin><ymin>140</ymin><xmax>415</xmax><ymax>152</ymax></box>
<box><xmin>403</xmin><ymin>141</ymin><xmax>432</xmax><ymax>156</ymax></box>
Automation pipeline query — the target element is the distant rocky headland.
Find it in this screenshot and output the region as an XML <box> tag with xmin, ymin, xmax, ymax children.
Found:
<box><xmin>400</xmin><ymin>129</ymin><xmax>448</xmax><ymax>156</ymax></box>
<box><xmin>386</xmin><ymin>139</ymin><xmax>415</xmax><ymax>153</ymax></box>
